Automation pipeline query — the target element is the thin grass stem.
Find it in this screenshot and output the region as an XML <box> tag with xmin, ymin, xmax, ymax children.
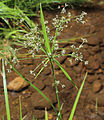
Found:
<box><xmin>50</xmin><ymin>58</ymin><xmax>62</xmax><ymax>120</ymax></box>
<box><xmin>19</xmin><ymin>96</ymin><xmax>22</xmax><ymax>120</ymax></box>
<box><xmin>2</xmin><ymin>59</ymin><xmax>11</xmax><ymax>120</ymax></box>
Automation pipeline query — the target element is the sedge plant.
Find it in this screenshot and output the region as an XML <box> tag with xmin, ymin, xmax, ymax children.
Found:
<box><xmin>1</xmin><ymin>2</ymin><xmax>89</xmax><ymax>120</ymax></box>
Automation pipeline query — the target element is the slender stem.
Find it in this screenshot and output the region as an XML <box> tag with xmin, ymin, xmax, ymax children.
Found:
<box><xmin>52</xmin><ymin>29</ymin><xmax>58</xmax><ymax>52</ymax></box>
<box><xmin>50</xmin><ymin>58</ymin><xmax>62</xmax><ymax>120</ymax></box>
<box><xmin>2</xmin><ymin>59</ymin><xmax>11</xmax><ymax>120</ymax></box>
<box><xmin>19</xmin><ymin>96</ymin><xmax>22</xmax><ymax>120</ymax></box>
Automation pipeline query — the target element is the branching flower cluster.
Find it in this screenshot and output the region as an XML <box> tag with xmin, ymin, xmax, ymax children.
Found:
<box><xmin>70</xmin><ymin>37</ymin><xmax>88</xmax><ymax>65</ymax></box>
<box><xmin>27</xmin><ymin>4</ymin><xmax>88</xmax><ymax>90</ymax></box>
<box><xmin>22</xmin><ymin>25</ymin><xmax>42</xmax><ymax>56</ymax></box>
<box><xmin>52</xmin><ymin>9</ymin><xmax>71</xmax><ymax>32</ymax></box>
<box><xmin>6</xmin><ymin>3</ymin><xmax>88</xmax><ymax>81</ymax></box>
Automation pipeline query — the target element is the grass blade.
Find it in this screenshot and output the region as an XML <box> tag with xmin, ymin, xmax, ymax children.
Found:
<box><xmin>2</xmin><ymin>115</ymin><xmax>4</xmax><ymax>120</ymax></box>
<box><xmin>54</xmin><ymin>59</ymin><xmax>78</xmax><ymax>89</ymax></box>
<box><xmin>35</xmin><ymin>59</ymin><xmax>49</xmax><ymax>79</ymax></box>
<box><xmin>19</xmin><ymin>96</ymin><xmax>22</xmax><ymax>120</ymax></box>
<box><xmin>57</xmin><ymin>34</ymin><xmax>93</xmax><ymax>43</ymax></box>
<box><xmin>16</xmin><ymin>7</ymin><xmax>36</xmax><ymax>28</ymax></box>
<box><xmin>2</xmin><ymin>59</ymin><xmax>11</xmax><ymax>120</ymax></box>
<box><xmin>1</xmin><ymin>17</ymin><xmax>12</xmax><ymax>29</ymax></box>
<box><xmin>69</xmin><ymin>72</ymin><xmax>88</xmax><ymax>120</ymax></box>
<box><xmin>40</xmin><ymin>3</ymin><xmax>51</xmax><ymax>54</ymax></box>
<box><xmin>45</xmin><ymin>108</ymin><xmax>48</xmax><ymax>120</ymax></box>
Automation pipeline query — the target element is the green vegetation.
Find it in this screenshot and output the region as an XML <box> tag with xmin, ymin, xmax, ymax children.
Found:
<box><xmin>0</xmin><ymin>0</ymin><xmax>90</xmax><ymax>119</ymax></box>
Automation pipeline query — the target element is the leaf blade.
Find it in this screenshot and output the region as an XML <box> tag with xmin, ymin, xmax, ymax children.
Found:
<box><xmin>54</xmin><ymin>59</ymin><xmax>78</xmax><ymax>89</ymax></box>
<box><xmin>40</xmin><ymin>3</ymin><xmax>51</xmax><ymax>54</ymax></box>
<box><xmin>69</xmin><ymin>72</ymin><xmax>88</xmax><ymax>120</ymax></box>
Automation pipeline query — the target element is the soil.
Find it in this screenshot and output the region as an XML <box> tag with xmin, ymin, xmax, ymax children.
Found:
<box><xmin>1</xmin><ymin>1</ymin><xmax>104</xmax><ymax>120</ymax></box>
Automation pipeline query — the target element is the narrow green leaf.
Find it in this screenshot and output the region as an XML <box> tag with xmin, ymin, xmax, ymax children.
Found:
<box><xmin>95</xmin><ymin>97</ymin><xmax>98</xmax><ymax>114</ymax></box>
<box><xmin>1</xmin><ymin>17</ymin><xmax>12</xmax><ymax>29</ymax></box>
<box><xmin>40</xmin><ymin>3</ymin><xmax>51</xmax><ymax>54</ymax></box>
<box><xmin>16</xmin><ymin>6</ymin><xmax>36</xmax><ymax>28</ymax></box>
<box><xmin>57</xmin><ymin>34</ymin><xmax>92</xmax><ymax>43</ymax></box>
<box><xmin>45</xmin><ymin>108</ymin><xmax>48</xmax><ymax>120</ymax></box>
<box><xmin>2</xmin><ymin>59</ymin><xmax>11</xmax><ymax>120</ymax></box>
<box><xmin>35</xmin><ymin>59</ymin><xmax>49</xmax><ymax>79</ymax></box>
<box><xmin>19</xmin><ymin>96</ymin><xmax>22</xmax><ymax>120</ymax></box>
<box><xmin>54</xmin><ymin>59</ymin><xmax>78</xmax><ymax>89</ymax></box>
<box><xmin>69</xmin><ymin>72</ymin><xmax>88</xmax><ymax>120</ymax></box>
<box><xmin>5</xmin><ymin>29</ymin><xmax>26</xmax><ymax>39</ymax></box>
<box><xmin>2</xmin><ymin>115</ymin><xmax>4</xmax><ymax>120</ymax></box>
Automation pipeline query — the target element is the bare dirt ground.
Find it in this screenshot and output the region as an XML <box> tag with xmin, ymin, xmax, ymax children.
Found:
<box><xmin>0</xmin><ymin>1</ymin><xmax>104</xmax><ymax>120</ymax></box>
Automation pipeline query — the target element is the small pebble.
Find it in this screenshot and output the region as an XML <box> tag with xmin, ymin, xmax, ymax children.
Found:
<box><xmin>92</xmin><ymin>80</ymin><xmax>102</xmax><ymax>93</ymax></box>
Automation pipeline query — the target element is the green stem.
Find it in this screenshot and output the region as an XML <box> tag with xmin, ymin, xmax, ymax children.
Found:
<box><xmin>19</xmin><ymin>96</ymin><xmax>22</xmax><ymax>120</ymax></box>
<box><xmin>2</xmin><ymin>59</ymin><xmax>11</xmax><ymax>120</ymax></box>
<box><xmin>50</xmin><ymin>58</ymin><xmax>62</xmax><ymax>120</ymax></box>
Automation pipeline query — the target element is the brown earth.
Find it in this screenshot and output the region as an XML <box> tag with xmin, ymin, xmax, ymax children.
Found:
<box><xmin>0</xmin><ymin>1</ymin><xmax>104</xmax><ymax>120</ymax></box>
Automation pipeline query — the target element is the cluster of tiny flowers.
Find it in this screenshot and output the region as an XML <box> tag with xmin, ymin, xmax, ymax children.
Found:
<box><xmin>22</xmin><ymin>25</ymin><xmax>42</xmax><ymax>55</ymax></box>
<box><xmin>53</xmin><ymin>40</ymin><xmax>59</xmax><ymax>50</ymax></box>
<box><xmin>30</xmin><ymin>70</ymin><xmax>35</xmax><ymax>76</ymax></box>
<box><xmin>7</xmin><ymin>69</ymin><xmax>11</xmax><ymax>73</ymax></box>
<box><xmin>52</xmin><ymin>4</ymin><xmax>71</xmax><ymax>32</ymax></box>
<box><xmin>48</xmin><ymin>36</ymin><xmax>54</xmax><ymax>42</ymax></box>
<box><xmin>20</xmin><ymin>18</ymin><xmax>24</xmax><ymax>23</ymax></box>
<box><xmin>47</xmin><ymin>53</ymin><xmax>52</xmax><ymax>58</ymax></box>
<box><xmin>6</xmin><ymin>65</ymin><xmax>13</xmax><ymax>73</ymax></box>
<box><xmin>11</xmin><ymin>57</ymin><xmax>18</xmax><ymax>64</ymax></box>
<box><xmin>54</xmin><ymin>80</ymin><xmax>65</xmax><ymax>89</ymax></box>
<box><xmin>76</xmin><ymin>11</ymin><xmax>87</xmax><ymax>24</ymax></box>
<box><xmin>61</xmin><ymin>49</ymin><xmax>66</xmax><ymax>55</ymax></box>
<box><xmin>46</xmin><ymin>26</ymin><xmax>50</xmax><ymax>34</ymax></box>
<box><xmin>70</xmin><ymin>38</ymin><xmax>88</xmax><ymax>65</ymax></box>
<box><xmin>52</xmin><ymin>13</ymin><xmax>71</xmax><ymax>32</ymax></box>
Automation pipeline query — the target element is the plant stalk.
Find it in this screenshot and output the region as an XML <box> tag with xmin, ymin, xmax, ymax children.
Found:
<box><xmin>2</xmin><ymin>59</ymin><xmax>11</xmax><ymax>120</ymax></box>
<box><xmin>50</xmin><ymin>58</ymin><xmax>62</xmax><ymax>120</ymax></box>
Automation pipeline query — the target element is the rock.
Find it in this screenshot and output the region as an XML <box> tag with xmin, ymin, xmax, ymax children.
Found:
<box><xmin>86</xmin><ymin>56</ymin><xmax>100</xmax><ymax>70</ymax></box>
<box><xmin>101</xmin><ymin>63</ymin><xmax>104</xmax><ymax>69</ymax></box>
<box><xmin>7</xmin><ymin>76</ymin><xmax>29</xmax><ymax>91</ymax></box>
<box><xmin>22</xmin><ymin>59</ymin><xmax>34</xmax><ymax>65</ymax></box>
<box><xmin>96</xmin><ymin>69</ymin><xmax>103</xmax><ymax>74</ymax></box>
<box><xmin>90</xmin><ymin>89</ymin><xmax>104</xmax><ymax>106</ymax></box>
<box><xmin>94</xmin><ymin>53</ymin><xmax>103</xmax><ymax>64</ymax></box>
<box><xmin>101</xmin><ymin>50</ymin><xmax>104</xmax><ymax>59</ymax></box>
<box><xmin>83</xmin><ymin>49</ymin><xmax>90</xmax><ymax>60</ymax></box>
<box><xmin>33</xmin><ymin>110</ymin><xmax>45</xmax><ymax>119</ymax></box>
<box><xmin>41</xmin><ymin>67</ymin><xmax>51</xmax><ymax>75</ymax></box>
<box><xmin>89</xmin><ymin>25</ymin><xmax>96</xmax><ymax>33</ymax></box>
<box><xmin>88</xmin><ymin>36</ymin><xmax>100</xmax><ymax>45</ymax></box>
<box><xmin>92</xmin><ymin>80</ymin><xmax>102</xmax><ymax>93</ymax></box>
<box><xmin>31</xmin><ymin>87</ymin><xmax>57</xmax><ymax>109</ymax></box>
<box><xmin>29</xmin><ymin>79</ymin><xmax>45</xmax><ymax>92</ymax></box>
<box><xmin>86</xmin><ymin>69</ymin><xmax>95</xmax><ymax>75</ymax></box>
<box><xmin>87</xmin><ymin>46</ymin><xmax>100</xmax><ymax>55</ymax></box>
<box><xmin>87</xmin><ymin>75</ymin><xmax>98</xmax><ymax>84</ymax></box>
<box><xmin>98</xmin><ymin>75</ymin><xmax>104</xmax><ymax>81</ymax></box>
<box><xmin>73</xmin><ymin>62</ymin><xmax>82</xmax><ymax>74</ymax></box>
<box><xmin>43</xmin><ymin>76</ymin><xmax>53</xmax><ymax>86</ymax></box>
<box><xmin>92</xmin><ymin>46</ymin><xmax>100</xmax><ymax>53</ymax></box>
